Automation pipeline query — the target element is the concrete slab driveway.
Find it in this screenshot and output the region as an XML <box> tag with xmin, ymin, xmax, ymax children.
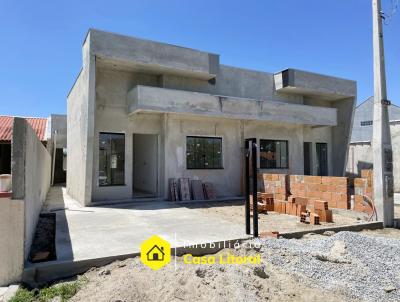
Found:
<box><xmin>45</xmin><ymin>187</ymin><xmax>247</xmax><ymax>262</ymax></box>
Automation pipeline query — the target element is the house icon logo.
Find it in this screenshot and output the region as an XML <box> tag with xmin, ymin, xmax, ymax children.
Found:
<box><xmin>140</xmin><ymin>235</ymin><xmax>171</xmax><ymax>270</ymax></box>
<box><xmin>147</xmin><ymin>245</ymin><xmax>165</xmax><ymax>261</ymax></box>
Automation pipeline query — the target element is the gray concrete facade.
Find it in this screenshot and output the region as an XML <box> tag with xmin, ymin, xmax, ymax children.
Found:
<box><xmin>68</xmin><ymin>29</ymin><xmax>357</xmax><ymax>205</ymax></box>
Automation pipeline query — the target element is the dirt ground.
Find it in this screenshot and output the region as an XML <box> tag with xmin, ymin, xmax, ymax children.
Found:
<box><xmin>193</xmin><ymin>200</ymin><xmax>370</xmax><ymax>233</ymax></box>
<box><xmin>67</xmin><ymin>228</ymin><xmax>400</xmax><ymax>302</ymax></box>
<box><xmin>70</xmin><ymin>250</ymin><xmax>349</xmax><ymax>302</ymax></box>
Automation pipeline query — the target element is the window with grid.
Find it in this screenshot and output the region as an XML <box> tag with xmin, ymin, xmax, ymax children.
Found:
<box><xmin>260</xmin><ymin>139</ymin><xmax>288</xmax><ymax>169</ymax></box>
<box><xmin>186</xmin><ymin>136</ymin><xmax>223</xmax><ymax>169</ymax></box>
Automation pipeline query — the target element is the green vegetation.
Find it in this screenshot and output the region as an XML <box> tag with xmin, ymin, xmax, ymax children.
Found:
<box><xmin>9</xmin><ymin>277</ymin><xmax>88</xmax><ymax>302</ymax></box>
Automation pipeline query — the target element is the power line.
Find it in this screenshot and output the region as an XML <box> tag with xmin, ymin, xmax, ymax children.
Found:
<box><xmin>381</xmin><ymin>0</ymin><xmax>398</xmax><ymax>25</ymax></box>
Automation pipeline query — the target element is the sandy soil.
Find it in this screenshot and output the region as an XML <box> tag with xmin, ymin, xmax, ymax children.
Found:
<box><xmin>70</xmin><ymin>248</ymin><xmax>349</xmax><ymax>302</ymax></box>
<box><xmin>193</xmin><ymin>201</ymin><xmax>369</xmax><ymax>233</ymax></box>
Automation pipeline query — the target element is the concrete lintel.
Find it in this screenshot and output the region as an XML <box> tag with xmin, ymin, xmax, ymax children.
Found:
<box><xmin>127</xmin><ymin>85</ymin><xmax>337</xmax><ymax>126</ymax></box>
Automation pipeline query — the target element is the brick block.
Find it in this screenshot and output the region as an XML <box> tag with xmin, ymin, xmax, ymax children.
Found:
<box><xmin>336</xmin><ymin>185</ymin><xmax>348</xmax><ymax>194</ymax></box>
<box><xmin>322</xmin><ymin>191</ymin><xmax>332</xmax><ymax>202</ymax></box>
<box><xmin>310</xmin><ymin>213</ymin><xmax>320</xmax><ymax>225</ymax></box>
<box><xmin>328</xmin><ymin>200</ymin><xmax>337</xmax><ymax>208</ymax></box>
<box><xmin>321</xmin><ymin>176</ymin><xmax>331</xmax><ymax>185</ymax></box>
<box><xmin>326</xmin><ymin>185</ymin><xmax>336</xmax><ymax>192</ymax></box>
<box><xmin>354</xmin><ymin>178</ymin><xmax>367</xmax><ymax>187</ymax></box>
<box><xmin>361</xmin><ymin>169</ymin><xmax>373</xmax><ymax>179</ymax></box>
<box><xmin>337</xmin><ymin>200</ymin><xmax>349</xmax><ymax>210</ymax></box>
<box><xmin>315</xmin><ymin>209</ymin><xmax>333</xmax><ymax>222</ymax></box>
<box><xmin>296</xmin><ymin>204</ymin><xmax>307</xmax><ymax>217</ymax></box>
<box><xmin>314</xmin><ymin>200</ymin><xmax>328</xmax><ymax>210</ymax></box>
<box><xmin>304</xmin><ymin>176</ymin><xmax>321</xmax><ymax>184</ymax></box>
<box><xmin>295</xmin><ymin>196</ymin><xmax>309</xmax><ymax>206</ymax></box>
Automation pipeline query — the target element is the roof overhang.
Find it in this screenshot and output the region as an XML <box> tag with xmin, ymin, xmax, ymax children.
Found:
<box><xmin>274</xmin><ymin>69</ymin><xmax>356</xmax><ymax>101</ymax></box>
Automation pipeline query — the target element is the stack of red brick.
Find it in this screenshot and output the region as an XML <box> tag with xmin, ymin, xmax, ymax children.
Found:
<box><xmin>289</xmin><ymin>175</ymin><xmax>350</xmax><ymax>209</ymax></box>
<box><xmin>309</xmin><ymin>200</ymin><xmax>333</xmax><ymax>222</ymax></box>
<box><xmin>353</xmin><ymin>169</ymin><xmax>374</xmax><ymax>215</ymax></box>
<box><xmin>250</xmin><ymin>193</ymin><xmax>274</xmax><ymax>213</ymax></box>
<box><xmin>275</xmin><ymin>196</ymin><xmax>307</xmax><ymax>217</ymax></box>
<box><xmin>259</xmin><ymin>174</ymin><xmax>288</xmax><ymax>200</ymax></box>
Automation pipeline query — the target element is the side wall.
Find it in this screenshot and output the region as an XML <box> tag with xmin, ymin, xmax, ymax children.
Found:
<box><xmin>0</xmin><ymin>197</ymin><xmax>24</xmax><ymax>286</ymax></box>
<box><xmin>67</xmin><ymin>33</ymin><xmax>96</xmax><ymax>206</ymax></box>
<box><xmin>12</xmin><ymin>118</ymin><xmax>52</xmax><ymax>256</ymax></box>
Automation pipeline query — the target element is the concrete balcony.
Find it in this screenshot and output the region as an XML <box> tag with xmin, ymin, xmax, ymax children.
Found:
<box><xmin>127</xmin><ymin>85</ymin><xmax>337</xmax><ymax>126</ymax></box>
<box><xmin>274</xmin><ymin>69</ymin><xmax>356</xmax><ymax>101</ymax></box>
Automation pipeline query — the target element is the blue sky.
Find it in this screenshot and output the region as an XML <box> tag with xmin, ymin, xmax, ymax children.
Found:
<box><xmin>0</xmin><ymin>0</ymin><xmax>399</xmax><ymax>117</ymax></box>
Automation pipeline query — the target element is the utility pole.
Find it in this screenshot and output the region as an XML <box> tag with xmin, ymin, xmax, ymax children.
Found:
<box><xmin>372</xmin><ymin>0</ymin><xmax>394</xmax><ymax>226</ymax></box>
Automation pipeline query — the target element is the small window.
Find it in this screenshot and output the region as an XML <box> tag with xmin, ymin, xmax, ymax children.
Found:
<box><xmin>260</xmin><ymin>140</ymin><xmax>288</xmax><ymax>169</ymax></box>
<box><xmin>98</xmin><ymin>132</ymin><xmax>125</xmax><ymax>186</ymax></box>
<box><xmin>186</xmin><ymin>136</ymin><xmax>222</xmax><ymax>169</ymax></box>
<box><xmin>361</xmin><ymin>120</ymin><xmax>373</xmax><ymax>126</ymax></box>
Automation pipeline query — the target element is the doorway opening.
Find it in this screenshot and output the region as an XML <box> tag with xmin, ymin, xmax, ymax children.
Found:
<box><xmin>316</xmin><ymin>143</ymin><xmax>328</xmax><ymax>176</ymax></box>
<box><xmin>303</xmin><ymin>142</ymin><xmax>312</xmax><ymax>175</ymax></box>
<box><xmin>132</xmin><ymin>134</ymin><xmax>158</xmax><ymax>198</ymax></box>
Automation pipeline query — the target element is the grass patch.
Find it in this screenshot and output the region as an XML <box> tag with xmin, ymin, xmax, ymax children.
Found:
<box><xmin>9</xmin><ymin>277</ymin><xmax>88</xmax><ymax>302</ymax></box>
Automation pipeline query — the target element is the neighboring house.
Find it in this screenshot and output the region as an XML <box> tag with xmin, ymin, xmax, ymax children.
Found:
<box><xmin>46</xmin><ymin>114</ymin><xmax>67</xmax><ymax>184</ymax></box>
<box><xmin>0</xmin><ymin>115</ymin><xmax>67</xmax><ymax>184</ymax></box>
<box><xmin>0</xmin><ymin>116</ymin><xmax>47</xmax><ymax>174</ymax></box>
<box><xmin>347</xmin><ymin>96</ymin><xmax>400</xmax><ymax>192</ymax></box>
<box><xmin>67</xmin><ymin>29</ymin><xmax>356</xmax><ymax>206</ymax></box>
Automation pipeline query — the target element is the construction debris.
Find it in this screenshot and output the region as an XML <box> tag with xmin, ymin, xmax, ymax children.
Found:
<box><xmin>169</xmin><ymin>178</ymin><xmax>217</xmax><ymax>201</ymax></box>
<box><xmin>353</xmin><ymin>169</ymin><xmax>375</xmax><ymax>215</ymax></box>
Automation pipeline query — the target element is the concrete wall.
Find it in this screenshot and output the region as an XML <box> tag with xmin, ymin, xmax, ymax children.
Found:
<box><xmin>46</xmin><ymin>114</ymin><xmax>67</xmax><ymax>149</ymax></box>
<box><xmin>0</xmin><ymin>196</ymin><xmax>24</xmax><ymax>286</ymax></box>
<box><xmin>67</xmin><ymin>32</ymin><xmax>96</xmax><ymax>206</ymax></box>
<box><xmin>11</xmin><ymin>118</ymin><xmax>52</xmax><ymax>256</ymax></box>
<box><xmin>0</xmin><ymin>118</ymin><xmax>51</xmax><ymax>286</ymax></box>
<box><xmin>164</xmin><ymin>115</ymin><xmax>243</xmax><ymax>198</ymax></box>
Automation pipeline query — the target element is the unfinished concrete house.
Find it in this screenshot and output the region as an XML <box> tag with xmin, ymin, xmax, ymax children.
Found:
<box><xmin>347</xmin><ymin>96</ymin><xmax>400</xmax><ymax>192</ymax></box>
<box><xmin>67</xmin><ymin>29</ymin><xmax>357</xmax><ymax>206</ymax></box>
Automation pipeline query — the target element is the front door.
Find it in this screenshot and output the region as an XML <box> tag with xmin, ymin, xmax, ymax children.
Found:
<box><xmin>316</xmin><ymin>143</ymin><xmax>328</xmax><ymax>176</ymax></box>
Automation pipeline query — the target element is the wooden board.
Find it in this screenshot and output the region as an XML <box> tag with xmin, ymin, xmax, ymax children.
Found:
<box><xmin>179</xmin><ymin>178</ymin><xmax>191</xmax><ymax>201</ymax></box>
<box><xmin>169</xmin><ymin>178</ymin><xmax>179</xmax><ymax>201</ymax></box>
<box><xmin>191</xmin><ymin>180</ymin><xmax>205</xmax><ymax>200</ymax></box>
<box><xmin>203</xmin><ymin>182</ymin><xmax>217</xmax><ymax>200</ymax></box>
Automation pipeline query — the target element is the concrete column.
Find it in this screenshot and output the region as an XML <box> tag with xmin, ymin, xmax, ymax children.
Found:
<box><xmin>372</xmin><ymin>0</ymin><xmax>394</xmax><ymax>226</ymax></box>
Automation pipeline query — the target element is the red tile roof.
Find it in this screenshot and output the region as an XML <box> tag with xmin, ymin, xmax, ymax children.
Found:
<box><xmin>0</xmin><ymin>116</ymin><xmax>47</xmax><ymax>143</ymax></box>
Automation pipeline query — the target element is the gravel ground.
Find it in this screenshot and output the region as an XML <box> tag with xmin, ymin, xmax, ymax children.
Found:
<box><xmin>263</xmin><ymin>231</ymin><xmax>400</xmax><ymax>301</ymax></box>
<box><xmin>61</xmin><ymin>230</ymin><xmax>400</xmax><ymax>302</ymax></box>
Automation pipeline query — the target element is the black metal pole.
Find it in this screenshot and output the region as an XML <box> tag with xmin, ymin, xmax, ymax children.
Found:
<box><xmin>252</xmin><ymin>140</ymin><xmax>258</xmax><ymax>237</ymax></box>
<box><xmin>245</xmin><ymin>140</ymin><xmax>251</xmax><ymax>235</ymax></box>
